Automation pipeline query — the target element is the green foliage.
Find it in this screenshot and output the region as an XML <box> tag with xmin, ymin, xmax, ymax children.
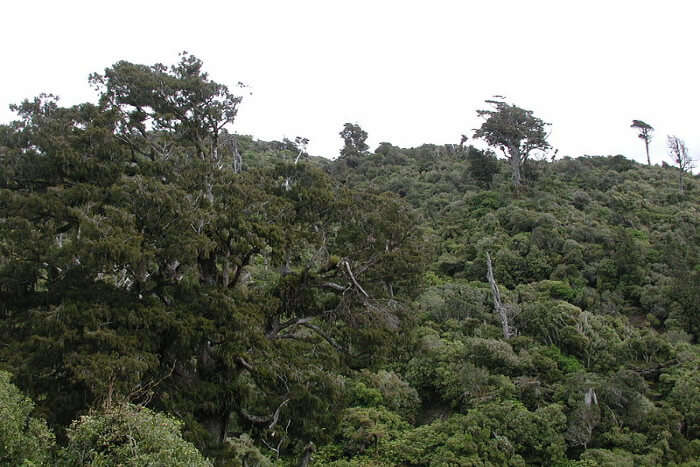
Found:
<box><xmin>538</xmin><ymin>345</ymin><xmax>584</xmax><ymax>375</ymax></box>
<box><xmin>473</xmin><ymin>98</ymin><xmax>551</xmax><ymax>187</ymax></box>
<box><xmin>2</xmin><ymin>53</ymin><xmax>699</xmax><ymax>466</ymax></box>
<box><xmin>1</xmin><ymin>54</ymin><xmax>426</xmax><ymax>460</ymax></box>
<box><xmin>0</xmin><ymin>371</ymin><xmax>55</xmax><ymax>466</ymax></box>
<box><xmin>338</xmin><ymin>123</ymin><xmax>369</xmax><ymax>169</ymax></box>
<box><xmin>57</xmin><ymin>403</ymin><xmax>211</xmax><ymax>466</ymax></box>
<box><xmin>355</xmin><ymin>370</ymin><xmax>421</xmax><ymax>422</ymax></box>
<box><xmin>466</xmin><ymin>147</ymin><xmax>499</xmax><ymax>187</ymax></box>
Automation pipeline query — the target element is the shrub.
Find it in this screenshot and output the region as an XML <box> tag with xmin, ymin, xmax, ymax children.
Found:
<box><xmin>0</xmin><ymin>370</ymin><xmax>55</xmax><ymax>466</ymax></box>
<box><xmin>58</xmin><ymin>403</ymin><xmax>211</xmax><ymax>466</ymax></box>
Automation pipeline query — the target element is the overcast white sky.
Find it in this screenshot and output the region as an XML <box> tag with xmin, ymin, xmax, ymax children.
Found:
<box><xmin>1</xmin><ymin>0</ymin><xmax>698</xmax><ymax>164</ymax></box>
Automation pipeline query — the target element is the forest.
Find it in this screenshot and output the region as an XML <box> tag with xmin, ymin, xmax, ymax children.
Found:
<box><xmin>1</xmin><ymin>54</ymin><xmax>698</xmax><ymax>466</ymax></box>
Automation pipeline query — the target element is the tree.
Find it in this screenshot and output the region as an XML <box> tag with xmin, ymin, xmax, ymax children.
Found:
<box><xmin>473</xmin><ymin>98</ymin><xmax>550</xmax><ymax>188</ymax></box>
<box><xmin>0</xmin><ymin>54</ymin><xmax>429</xmax><ymax>460</ymax></box>
<box><xmin>631</xmin><ymin>120</ymin><xmax>654</xmax><ymax>166</ymax></box>
<box><xmin>667</xmin><ymin>135</ymin><xmax>694</xmax><ymax>194</ymax></box>
<box><xmin>339</xmin><ymin>122</ymin><xmax>369</xmax><ymax>159</ymax></box>
<box><xmin>0</xmin><ymin>371</ymin><xmax>55</xmax><ymax>465</ymax></box>
<box><xmin>89</xmin><ymin>51</ymin><xmax>246</xmax><ymax>166</ymax></box>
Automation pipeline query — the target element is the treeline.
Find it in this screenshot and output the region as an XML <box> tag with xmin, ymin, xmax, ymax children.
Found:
<box><xmin>1</xmin><ymin>54</ymin><xmax>698</xmax><ymax>466</ymax></box>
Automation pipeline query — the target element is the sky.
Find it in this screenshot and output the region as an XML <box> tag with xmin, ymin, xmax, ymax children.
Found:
<box><xmin>1</xmin><ymin>0</ymin><xmax>698</xmax><ymax>164</ymax></box>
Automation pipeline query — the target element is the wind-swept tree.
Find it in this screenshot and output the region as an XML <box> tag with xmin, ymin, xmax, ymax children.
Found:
<box><xmin>473</xmin><ymin>98</ymin><xmax>550</xmax><ymax>188</ymax></box>
<box><xmin>630</xmin><ymin>120</ymin><xmax>654</xmax><ymax>166</ymax></box>
<box><xmin>667</xmin><ymin>135</ymin><xmax>694</xmax><ymax>194</ymax></box>
<box><xmin>89</xmin><ymin>52</ymin><xmax>246</xmax><ymax>165</ymax></box>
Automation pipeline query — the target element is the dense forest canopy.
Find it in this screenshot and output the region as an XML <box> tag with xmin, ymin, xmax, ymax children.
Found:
<box><xmin>1</xmin><ymin>54</ymin><xmax>698</xmax><ymax>466</ymax></box>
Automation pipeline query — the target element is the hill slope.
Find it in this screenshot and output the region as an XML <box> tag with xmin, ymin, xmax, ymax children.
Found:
<box><xmin>0</xmin><ymin>56</ymin><xmax>698</xmax><ymax>465</ymax></box>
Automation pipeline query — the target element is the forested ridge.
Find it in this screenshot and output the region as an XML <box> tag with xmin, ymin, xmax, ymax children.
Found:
<box><xmin>1</xmin><ymin>55</ymin><xmax>698</xmax><ymax>466</ymax></box>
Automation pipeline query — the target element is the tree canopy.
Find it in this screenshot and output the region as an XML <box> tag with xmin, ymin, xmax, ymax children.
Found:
<box><xmin>631</xmin><ymin>119</ymin><xmax>654</xmax><ymax>166</ymax></box>
<box><xmin>473</xmin><ymin>98</ymin><xmax>551</xmax><ymax>188</ymax></box>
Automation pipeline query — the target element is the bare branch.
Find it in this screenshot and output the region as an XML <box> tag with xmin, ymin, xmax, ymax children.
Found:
<box><xmin>486</xmin><ymin>252</ymin><xmax>513</xmax><ymax>339</ymax></box>
<box><xmin>321</xmin><ymin>281</ymin><xmax>349</xmax><ymax>292</ymax></box>
<box><xmin>236</xmin><ymin>356</ymin><xmax>254</xmax><ymax>372</ymax></box>
<box><xmin>340</xmin><ymin>259</ymin><xmax>369</xmax><ymax>298</ymax></box>
<box><xmin>268</xmin><ymin>399</ymin><xmax>290</xmax><ymax>430</ymax></box>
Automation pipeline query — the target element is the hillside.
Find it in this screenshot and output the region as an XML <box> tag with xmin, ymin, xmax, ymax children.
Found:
<box><xmin>1</xmin><ymin>55</ymin><xmax>698</xmax><ymax>466</ymax></box>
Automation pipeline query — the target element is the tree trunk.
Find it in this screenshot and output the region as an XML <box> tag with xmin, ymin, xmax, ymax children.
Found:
<box><xmin>486</xmin><ymin>252</ymin><xmax>512</xmax><ymax>339</ymax></box>
<box><xmin>202</xmin><ymin>412</ymin><xmax>229</xmax><ymax>447</ymax></box>
<box><xmin>645</xmin><ymin>139</ymin><xmax>651</xmax><ymax>166</ymax></box>
<box><xmin>511</xmin><ymin>157</ymin><xmax>521</xmax><ymax>187</ymax></box>
<box><xmin>198</xmin><ymin>253</ymin><xmax>218</xmax><ymax>286</ymax></box>
<box><xmin>507</xmin><ymin>144</ymin><xmax>522</xmax><ymax>188</ymax></box>
<box><xmin>299</xmin><ymin>442</ymin><xmax>316</xmax><ymax>467</ymax></box>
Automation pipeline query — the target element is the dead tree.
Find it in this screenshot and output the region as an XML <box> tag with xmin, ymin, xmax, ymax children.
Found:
<box><xmin>486</xmin><ymin>252</ymin><xmax>514</xmax><ymax>339</ymax></box>
<box><xmin>229</xmin><ymin>134</ymin><xmax>242</xmax><ymax>174</ymax></box>
<box><xmin>667</xmin><ymin>135</ymin><xmax>694</xmax><ymax>194</ymax></box>
<box><xmin>284</xmin><ymin>136</ymin><xmax>309</xmax><ymax>191</ymax></box>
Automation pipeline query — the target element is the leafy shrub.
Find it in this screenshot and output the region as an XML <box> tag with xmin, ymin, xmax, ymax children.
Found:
<box><xmin>357</xmin><ymin>370</ymin><xmax>421</xmax><ymax>422</ymax></box>
<box><xmin>537</xmin><ymin>345</ymin><xmax>583</xmax><ymax>374</ymax></box>
<box><xmin>0</xmin><ymin>371</ymin><xmax>55</xmax><ymax>466</ymax></box>
<box><xmin>572</xmin><ymin>190</ymin><xmax>592</xmax><ymax>210</ymax></box>
<box><xmin>58</xmin><ymin>403</ymin><xmax>211</xmax><ymax>466</ymax></box>
<box><xmin>336</xmin><ymin>407</ymin><xmax>409</xmax><ymax>457</ymax></box>
<box><xmin>385</xmin><ymin>401</ymin><xmax>567</xmax><ymax>466</ymax></box>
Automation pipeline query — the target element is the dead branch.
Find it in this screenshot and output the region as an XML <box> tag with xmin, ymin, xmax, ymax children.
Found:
<box><xmin>486</xmin><ymin>252</ymin><xmax>513</xmax><ymax>339</ymax></box>
<box><xmin>340</xmin><ymin>259</ymin><xmax>369</xmax><ymax>298</ymax></box>
<box><xmin>236</xmin><ymin>356</ymin><xmax>254</xmax><ymax>372</ymax></box>
<box><xmin>268</xmin><ymin>399</ymin><xmax>290</xmax><ymax>430</ymax></box>
<box><xmin>321</xmin><ymin>281</ymin><xmax>349</xmax><ymax>292</ymax></box>
<box><xmin>241</xmin><ymin>398</ymin><xmax>290</xmax><ymax>428</ymax></box>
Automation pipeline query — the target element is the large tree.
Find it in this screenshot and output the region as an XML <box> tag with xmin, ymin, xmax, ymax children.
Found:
<box><xmin>0</xmin><ymin>54</ymin><xmax>426</xmax><ymax>460</ymax></box>
<box><xmin>473</xmin><ymin>98</ymin><xmax>550</xmax><ymax>188</ymax></box>
<box><xmin>630</xmin><ymin>119</ymin><xmax>654</xmax><ymax>166</ymax></box>
<box><xmin>339</xmin><ymin>123</ymin><xmax>369</xmax><ymax>158</ymax></box>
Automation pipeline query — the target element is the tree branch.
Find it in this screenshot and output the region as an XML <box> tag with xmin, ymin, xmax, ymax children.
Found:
<box><xmin>300</xmin><ymin>323</ymin><xmax>345</xmax><ymax>352</ymax></box>
<box><xmin>340</xmin><ymin>259</ymin><xmax>369</xmax><ymax>298</ymax></box>
<box><xmin>268</xmin><ymin>399</ymin><xmax>290</xmax><ymax>430</ymax></box>
<box><xmin>321</xmin><ymin>281</ymin><xmax>349</xmax><ymax>292</ymax></box>
<box><xmin>240</xmin><ymin>398</ymin><xmax>289</xmax><ymax>428</ymax></box>
<box><xmin>236</xmin><ymin>356</ymin><xmax>254</xmax><ymax>372</ymax></box>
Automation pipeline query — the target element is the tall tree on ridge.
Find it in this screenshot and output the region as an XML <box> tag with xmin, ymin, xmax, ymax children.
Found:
<box><xmin>631</xmin><ymin>119</ymin><xmax>654</xmax><ymax>166</ymax></box>
<box><xmin>473</xmin><ymin>98</ymin><xmax>550</xmax><ymax>189</ymax></box>
<box><xmin>339</xmin><ymin>123</ymin><xmax>369</xmax><ymax>158</ymax></box>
